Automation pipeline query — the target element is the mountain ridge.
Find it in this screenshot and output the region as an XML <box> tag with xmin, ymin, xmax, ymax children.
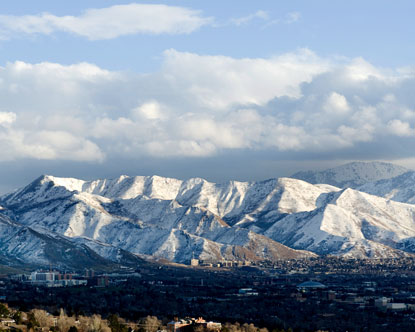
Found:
<box><xmin>3</xmin><ymin>169</ymin><xmax>415</xmax><ymax>267</ymax></box>
<box><xmin>291</xmin><ymin>161</ymin><xmax>410</xmax><ymax>188</ymax></box>
<box><xmin>0</xmin><ymin>175</ymin><xmax>317</xmax><ymax>267</ymax></box>
<box><xmin>357</xmin><ymin>171</ymin><xmax>415</xmax><ymax>204</ymax></box>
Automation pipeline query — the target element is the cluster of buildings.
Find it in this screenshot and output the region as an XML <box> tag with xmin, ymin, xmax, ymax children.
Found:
<box><xmin>167</xmin><ymin>317</ymin><xmax>221</xmax><ymax>332</ymax></box>
<box><xmin>11</xmin><ymin>270</ymin><xmax>110</xmax><ymax>288</ymax></box>
<box><xmin>238</xmin><ymin>288</ymin><xmax>259</xmax><ymax>296</ymax></box>
<box><xmin>29</xmin><ymin>271</ymin><xmax>87</xmax><ymax>287</ymax></box>
<box><xmin>190</xmin><ymin>259</ymin><xmax>251</xmax><ymax>268</ymax></box>
<box><xmin>9</xmin><ymin>269</ymin><xmax>145</xmax><ymax>289</ymax></box>
<box><xmin>292</xmin><ymin>279</ymin><xmax>415</xmax><ymax>313</ymax></box>
<box><xmin>374</xmin><ymin>296</ymin><xmax>415</xmax><ymax>311</ymax></box>
<box><xmin>269</xmin><ymin>256</ymin><xmax>415</xmax><ymax>275</ymax></box>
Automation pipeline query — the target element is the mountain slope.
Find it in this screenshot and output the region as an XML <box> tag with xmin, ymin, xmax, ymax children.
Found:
<box><xmin>0</xmin><ymin>176</ymin><xmax>315</xmax><ymax>264</ymax></box>
<box><xmin>0</xmin><ymin>212</ymin><xmax>141</xmax><ymax>270</ymax></box>
<box><xmin>291</xmin><ymin>161</ymin><xmax>410</xmax><ymax>188</ymax></box>
<box><xmin>264</xmin><ymin>187</ymin><xmax>415</xmax><ymax>257</ymax></box>
<box><xmin>357</xmin><ymin>171</ymin><xmax>415</xmax><ymax>204</ymax></box>
<box><xmin>3</xmin><ymin>175</ymin><xmax>337</xmax><ymax>230</ymax></box>
<box><xmin>2</xmin><ymin>173</ymin><xmax>415</xmax><ymax>264</ymax></box>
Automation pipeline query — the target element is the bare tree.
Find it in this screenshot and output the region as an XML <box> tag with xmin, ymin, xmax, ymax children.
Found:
<box><xmin>141</xmin><ymin>316</ymin><xmax>161</xmax><ymax>332</ymax></box>
<box><xmin>79</xmin><ymin>314</ymin><xmax>110</xmax><ymax>332</ymax></box>
<box><xmin>78</xmin><ymin>316</ymin><xmax>91</xmax><ymax>332</ymax></box>
<box><xmin>57</xmin><ymin>309</ymin><xmax>76</xmax><ymax>332</ymax></box>
<box><xmin>241</xmin><ymin>323</ymin><xmax>257</xmax><ymax>332</ymax></box>
<box><xmin>194</xmin><ymin>325</ymin><xmax>207</xmax><ymax>332</ymax></box>
<box><xmin>31</xmin><ymin>309</ymin><xmax>53</xmax><ymax>328</ymax></box>
<box><xmin>224</xmin><ymin>323</ymin><xmax>242</xmax><ymax>332</ymax></box>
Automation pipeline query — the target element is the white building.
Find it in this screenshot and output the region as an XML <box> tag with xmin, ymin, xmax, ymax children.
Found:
<box><xmin>387</xmin><ymin>303</ymin><xmax>407</xmax><ymax>311</ymax></box>
<box><xmin>30</xmin><ymin>272</ymin><xmax>57</xmax><ymax>282</ymax></box>
<box><xmin>374</xmin><ymin>297</ymin><xmax>388</xmax><ymax>308</ymax></box>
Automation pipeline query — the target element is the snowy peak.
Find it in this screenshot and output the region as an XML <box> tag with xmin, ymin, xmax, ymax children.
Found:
<box><xmin>4</xmin><ymin>174</ymin><xmax>336</xmax><ymax>225</ymax></box>
<box><xmin>1</xmin><ymin>175</ymin><xmax>77</xmax><ymax>206</ymax></box>
<box><xmin>0</xmin><ymin>210</ymin><xmax>138</xmax><ymax>269</ymax></box>
<box><xmin>3</xmin><ymin>170</ymin><xmax>415</xmax><ymax>265</ymax></box>
<box><xmin>82</xmin><ymin>175</ymin><xmax>183</xmax><ymax>200</ymax></box>
<box><xmin>42</xmin><ymin>175</ymin><xmax>87</xmax><ymax>192</ymax></box>
<box><xmin>291</xmin><ymin>161</ymin><xmax>410</xmax><ymax>188</ymax></box>
<box><xmin>264</xmin><ymin>186</ymin><xmax>415</xmax><ymax>257</ymax></box>
<box><xmin>0</xmin><ymin>174</ymin><xmax>319</xmax><ymax>265</ymax></box>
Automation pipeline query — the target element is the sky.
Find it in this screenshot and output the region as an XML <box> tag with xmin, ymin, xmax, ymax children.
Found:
<box><xmin>0</xmin><ymin>0</ymin><xmax>415</xmax><ymax>193</ymax></box>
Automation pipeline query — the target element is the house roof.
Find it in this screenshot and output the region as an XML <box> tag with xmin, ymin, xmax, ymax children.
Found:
<box><xmin>297</xmin><ymin>281</ymin><xmax>327</xmax><ymax>288</ymax></box>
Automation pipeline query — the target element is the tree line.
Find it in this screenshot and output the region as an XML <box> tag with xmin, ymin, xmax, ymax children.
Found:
<box><xmin>0</xmin><ymin>303</ymin><xmax>296</xmax><ymax>332</ymax></box>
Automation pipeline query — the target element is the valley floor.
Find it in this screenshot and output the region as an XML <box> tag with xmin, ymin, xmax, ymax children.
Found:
<box><xmin>2</xmin><ymin>257</ymin><xmax>415</xmax><ymax>332</ymax></box>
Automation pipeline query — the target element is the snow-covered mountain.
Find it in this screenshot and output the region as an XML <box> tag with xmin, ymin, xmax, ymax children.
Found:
<box><xmin>2</xmin><ymin>172</ymin><xmax>415</xmax><ymax>267</ymax></box>
<box><xmin>0</xmin><ymin>175</ymin><xmax>315</xmax><ymax>266</ymax></box>
<box><xmin>357</xmin><ymin>171</ymin><xmax>415</xmax><ymax>204</ymax></box>
<box><xmin>0</xmin><ymin>212</ymin><xmax>144</xmax><ymax>270</ymax></box>
<box><xmin>291</xmin><ymin>161</ymin><xmax>410</xmax><ymax>188</ymax></box>
<box><xmin>264</xmin><ymin>187</ymin><xmax>415</xmax><ymax>257</ymax></box>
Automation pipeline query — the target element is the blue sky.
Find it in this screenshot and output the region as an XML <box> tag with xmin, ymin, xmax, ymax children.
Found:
<box><xmin>0</xmin><ymin>1</ymin><xmax>415</xmax><ymax>192</ymax></box>
<box><xmin>1</xmin><ymin>1</ymin><xmax>414</xmax><ymax>70</ymax></box>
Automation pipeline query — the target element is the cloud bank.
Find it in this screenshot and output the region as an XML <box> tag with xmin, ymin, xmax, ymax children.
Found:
<box><xmin>0</xmin><ymin>4</ymin><xmax>212</xmax><ymax>40</ymax></box>
<box><xmin>0</xmin><ymin>49</ymin><xmax>415</xmax><ymax>163</ymax></box>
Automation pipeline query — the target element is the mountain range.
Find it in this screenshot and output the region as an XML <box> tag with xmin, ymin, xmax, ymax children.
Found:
<box><xmin>1</xmin><ymin>161</ymin><xmax>415</xmax><ymax>270</ymax></box>
<box><xmin>291</xmin><ymin>161</ymin><xmax>409</xmax><ymax>188</ymax></box>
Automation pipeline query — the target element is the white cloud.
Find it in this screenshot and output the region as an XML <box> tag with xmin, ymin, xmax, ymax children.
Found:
<box><xmin>0</xmin><ymin>4</ymin><xmax>212</xmax><ymax>40</ymax></box>
<box><xmin>0</xmin><ymin>5</ymin><xmax>302</xmax><ymax>41</ymax></box>
<box><xmin>132</xmin><ymin>101</ymin><xmax>166</xmax><ymax>121</ymax></box>
<box><xmin>0</xmin><ymin>49</ymin><xmax>415</xmax><ymax>162</ymax></box>
<box><xmin>229</xmin><ymin>10</ymin><xmax>269</xmax><ymax>26</ymax></box>
<box><xmin>262</xmin><ymin>11</ymin><xmax>302</xmax><ymax>28</ymax></box>
<box><xmin>343</xmin><ymin>57</ymin><xmax>385</xmax><ymax>81</ymax></box>
<box><xmin>323</xmin><ymin>92</ymin><xmax>350</xmax><ymax>115</ymax></box>
<box><xmin>161</xmin><ymin>48</ymin><xmax>329</xmax><ymax>109</ymax></box>
<box><xmin>387</xmin><ymin>119</ymin><xmax>415</xmax><ymax>137</ymax></box>
<box><xmin>0</xmin><ymin>112</ymin><xmax>16</xmax><ymax>127</ymax></box>
<box><xmin>0</xmin><ymin>128</ymin><xmax>103</xmax><ymax>162</ymax></box>
<box><xmin>285</xmin><ymin>12</ymin><xmax>301</xmax><ymax>24</ymax></box>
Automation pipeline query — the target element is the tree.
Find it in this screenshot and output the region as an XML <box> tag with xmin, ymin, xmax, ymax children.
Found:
<box><xmin>0</xmin><ymin>303</ymin><xmax>9</xmax><ymax>318</ymax></box>
<box><xmin>79</xmin><ymin>314</ymin><xmax>111</xmax><ymax>332</ymax></box>
<box><xmin>108</xmin><ymin>314</ymin><xmax>128</xmax><ymax>332</ymax></box>
<box><xmin>241</xmin><ymin>323</ymin><xmax>257</xmax><ymax>332</ymax></box>
<box><xmin>57</xmin><ymin>309</ymin><xmax>76</xmax><ymax>332</ymax></box>
<box><xmin>140</xmin><ymin>316</ymin><xmax>161</xmax><ymax>332</ymax></box>
<box><xmin>26</xmin><ymin>312</ymin><xmax>39</xmax><ymax>331</ymax></box>
<box><xmin>193</xmin><ymin>324</ymin><xmax>207</xmax><ymax>332</ymax></box>
<box><xmin>224</xmin><ymin>322</ymin><xmax>241</xmax><ymax>332</ymax></box>
<box><xmin>32</xmin><ymin>309</ymin><xmax>53</xmax><ymax>328</ymax></box>
<box><xmin>13</xmin><ymin>311</ymin><xmax>23</xmax><ymax>325</ymax></box>
<box><xmin>68</xmin><ymin>326</ymin><xmax>79</xmax><ymax>332</ymax></box>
